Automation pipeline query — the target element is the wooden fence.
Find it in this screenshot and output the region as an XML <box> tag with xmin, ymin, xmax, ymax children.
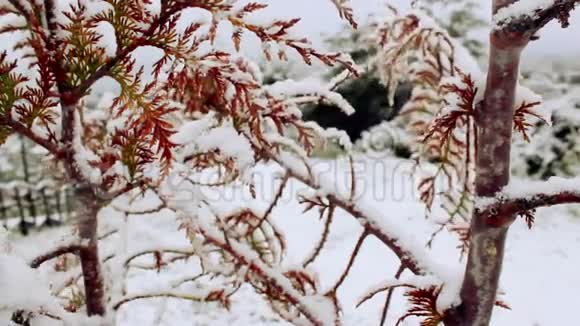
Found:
<box><xmin>0</xmin><ymin>181</ymin><xmax>73</xmax><ymax>235</ymax></box>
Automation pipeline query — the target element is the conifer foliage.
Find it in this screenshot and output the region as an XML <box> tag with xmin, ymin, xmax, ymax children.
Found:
<box><xmin>2</xmin><ymin>1</ymin><xmax>580</xmax><ymax>326</ymax></box>
<box><xmin>0</xmin><ymin>0</ymin><xmax>359</xmax><ymax>324</ymax></box>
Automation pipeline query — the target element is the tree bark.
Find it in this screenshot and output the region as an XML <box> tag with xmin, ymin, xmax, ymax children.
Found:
<box><xmin>76</xmin><ymin>185</ymin><xmax>106</xmax><ymax>316</ymax></box>
<box><xmin>446</xmin><ymin>1</ymin><xmax>526</xmax><ymax>325</ymax></box>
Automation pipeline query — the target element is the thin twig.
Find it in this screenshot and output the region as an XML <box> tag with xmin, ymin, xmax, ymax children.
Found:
<box><xmin>113</xmin><ymin>292</ymin><xmax>207</xmax><ymax>310</ymax></box>
<box><xmin>111</xmin><ymin>203</ymin><xmax>166</xmax><ymax>216</ymax></box>
<box><xmin>277</xmin><ymin>155</ymin><xmax>425</xmax><ymax>275</ymax></box>
<box><xmin>2</xmin><ymin>117</ymin><xmax>61</xmax><ymax>156</ymax></box>
<box><xmin>329</xmin><ymin>229</ymin><xmax>369</xmax><ymax>294</ymax></box>
<box><xmin>7</xmin><ymin>0</ymin><xmax>30</xmax><ymax>18</ymax></box>
<box><xmin>349</xmin><ymin>155</ymin><xmax>357</xmax><ymax>202</ymax></box>
<box><xmin>357</xmin><ymin>283</ymin><xmax>414</xmax><ymax>308</ymax></box>
<box><xmin>303</xmin><ymin>205</ymin><xmax>335</xmax><ymax>267</ymax></box>
<box><xmin>380</xmin><ymin>264</ymin><xmax>406</xmax><ymax>326</ymax></box>
<box><xmin>247</xmin><ymin>173</ymin><xmax>289</xmax><ymax>236</ymax></box>
<box><xmin>123</xmin><ymin>249</ymin><xmax>194</xmax><ymax>267</ymax></box>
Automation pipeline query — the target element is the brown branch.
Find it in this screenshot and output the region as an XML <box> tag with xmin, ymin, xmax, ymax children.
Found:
<box><xmin>29</xmin><ymin>244</ymin><xmax>83</xmax><ymax>268</ymax></box>
<box><xmin>107</xmin><ymin>182</ymin><xmax>144</xmax><ymax>200</ymax></box>
<box><xmin>98</xmin><ymin>229</ymin><xmax>118</xmax><ymax>241</ymax></box>
<box><xmin>497</xmin><ymin>0</ymin><xmax>580</xmax><ymax>36</ymax></box>
<box><xmin>482</xmin><ymin>190</ymin><xmax>580</xmax><ymax>228</ymax></box>
<box><xmin>111</xmin><ymin>202</ymin><xmax>166</xmax><ymax>215</ymax></box>
<box><xmin>328</xmin><ymin>229</ymin><xmax>369</xmax><ymax>294</ymax></box>
<box><xmin>2</xmin><ymin>116</ymin><xmax>62</xmax><ymax>156</ymax></box>
<box><xmin>264</xmin><ymin>174</ymin><xmax>289</xmax><ymax>220</ymax></box>
<box><xmin>356</xmin><ymin>282</ymin><xmax>416</xmax><ymax>308</ymax></box>
<box><xmin>113</xmin><ymin>292</ymin><xmax>207</xmax><ymax>310</ymax></box>
<box><xmin>249</xmin><ymin>173</ymin><xmax>289</xmax><ymax>235</ymax></box>
<box><xmin>171</xmin><ymin>274</ymin><xmax>206</xmax><ymax>288</ymax></box>
<box><xmin>328</xmin><ymin>196</ymin><xmax>423</xmax><ymax>274</ymax></box>
<box><xmin>349</xmin><ymin>155</ymin><xmax>357</xmax><ymax>201</ymax></box>
<box><xmin>380</xmin><ymin>264</ymin><xmax>405</xmax><ymax>326</ymax></box>
<box><xmin>303</xmin><ymin>205</ymin><xmax>335</xmax><ymax>267</ymax></box>
<box><xmin>273</xmin><ymin>153</ymin><xmax>426</xmax><ymax>275</ymax></box>
<box><xmin>447</xmin><ymin>1</ymin><xmax>525</xmax><ymax>324</ymax></box>
<box><xmin>7</xmin><ymin>0</ymin><xmax>30</xmax><ymax>18</ymax></box>
<box><xmin>75</xmin><ymin>186</ymin><xmax>106</xmax><ymax>316</ymax></box>
<box><xmin>129</xmin><ymin>255</ymin><xmax>196</xmax><ymax>270</ymax></box>
<box><xmin>124</xmin><ymin>249</ymin><xmax>194</xmax><ymax>267</ymax></box>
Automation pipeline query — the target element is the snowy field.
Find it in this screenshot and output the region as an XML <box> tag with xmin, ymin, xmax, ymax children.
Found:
<box><xmin>10</xmin><ymin>156</ymin><xmax>580</xmax><ymax>326</ymax></box>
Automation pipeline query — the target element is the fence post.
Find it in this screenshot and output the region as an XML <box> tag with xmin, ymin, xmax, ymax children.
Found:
<box><xmin>25</xmin><ymin>188</ymin><xmax>38</xmax><ymax>228</ymax></box>
<box><xmin>20</xmin><ymin>137</ymin><xmax>38</xmax><ymax>227</ymax></box>
<box><xmin>41</xmin><ymin>187</ymin><xmax>58</xmax><ymax>227</ymax></box>
<box><xmin>64</xmin><ymin>188</ymin><xmax>72</xmax><ymax>220</ymax></box>
<box><xmin>14</xmin><ymin>188</ymin><xmax>29</xmax><ymax>235</ymax></box>
<box><xmin>54</xmin><ymin>189</ymin><xmax>63</xmax><ymax>221</ymax></box>
<box><xmin>0</xmin><ymin>191</ymin><xmax>7</xmax><ymax>228</ymax></box>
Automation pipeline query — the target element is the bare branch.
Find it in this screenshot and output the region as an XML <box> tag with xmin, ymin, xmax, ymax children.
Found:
<box><xmin>113</xmin><ymin>292</ymin><xmax>207</xmax><ymax>310</ymax></box>
<box><xmin>249</xmin><ymin>173</ymin><xmax>289</xmax><ymax>235</ymax></box>
<box><xmin>29</xmin><ymin>245</ymin><xmax>83</xmax><ymax>268</ymax></box>
<box><xmin>349</xmin><ymin>155</ymin><xmax>357</xmax><ymax>202</ymax></box>
<box><xmin>111</xmin><ymin>203</ymin><xmax>166</xmax><ymax>216</ymax></box>
<box><xmin>6</xmin><ymin>0</ymin><xmax>30</xmax><ymax>18</ymax></box>
<box><xmin>98</xmin><ymin>229</ymin><xmax>118</xmax><ymax>241</ymax></box>
<box><xmin>357</xmin><ymin>282</ymin><xmax>415</xmax><ymax>308</ymax></box>
<box><xmin>303</xmin><ymin>205</ymin><xmax>335</xmax><ymax>267</ymax></box>
<box><xmin>328</xmin><ymin>229</ymin><xmax>369</xmax><ymax>294</ymax></box>
<box><xmin>124</xmin><ymin>248</ymin><xmax>194</xmax><ymax>267</ymax></box>
<box><xmin>380</xmin><ymin>264</ymin><xmax>405</xmax><ymax>326</ymax></box>
<box><xmin>1</xmin><ymin>116</ymin><xmax>61</xmax><ymax>156</ymax></box>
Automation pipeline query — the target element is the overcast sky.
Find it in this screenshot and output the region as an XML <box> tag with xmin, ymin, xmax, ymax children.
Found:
<box><xmin>266</xmin><ymin>0</ymin><xmax>580</xmax><ymax>59</ymax></box>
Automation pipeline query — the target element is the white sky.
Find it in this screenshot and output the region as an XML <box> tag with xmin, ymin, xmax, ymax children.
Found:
<box><xmin>266</xmin><ymin>0</ymin><xmax>580</xmax><ymax>58</ymax></box>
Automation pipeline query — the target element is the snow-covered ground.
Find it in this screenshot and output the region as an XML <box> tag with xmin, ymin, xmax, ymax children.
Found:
<box><xmin>9</xmin><ymin>156</ymin><xmax>580</xmax><ymax>325</ymax></box>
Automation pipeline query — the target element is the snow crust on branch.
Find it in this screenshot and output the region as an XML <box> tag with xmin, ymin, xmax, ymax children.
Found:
<box><xmin>493</xmin><ymin>0</ymin><xmax>579</xmax><ymax>30</ymax></box>
<box><xmin>0</xmin><ymin>235</ymin><xmax>103</xmax><ymax>325</ymax></box>
<box><xmin>266</xmin><ymin>78</ymin><xmax>356</xmax><ymax>116</ymax></box>
<box><xmin>166</xmin><ymin>199</ymin><xmax>338</xmax><ymax>326</ymax></box>
<box><xmin>476</xmin><ymin>176</ymin><xmax>580</xmax><ymax>210</ymax></box>
<box><xmin>494</xmin><ymin>0</ymin><xmax>560</xmax><ymax>28</ymax></box>
<box><xmin>274</xmin><ymin>151</ymin><xmax>464</xmax><ymax>307</ymax></box>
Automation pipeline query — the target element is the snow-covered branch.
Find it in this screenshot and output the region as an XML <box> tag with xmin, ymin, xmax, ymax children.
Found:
<box><xmin>273</xmin><ymin>152</ymin><xmax>447</xmax><ymax>277</ymax></box>
<box><xmin>494</xmin><ymin>0</ymin><xmax>580</xmax><ymax>34</ymax></box>
<box><xmin>174</xmin><ymin>207</ymin><xmax>339</xmax><ymax>326</ymax></box>
<box><xmin>29</xmin><ymin>244</ymin><xmax>83</xmax><ymax>268</ymax></box>
<box><xmin>357</xmin><ymin>274</ymin><xmax>441</xmax><ymax>308</ymax></box>
<box><xmin>1</xmin><ymin>116</ymin><xmax>61</xmax><ymax>156</ymax></box>
<box><xmin>477</xmin><ymin>177</ymin><xmax>580</xmax><ymax>227</ymax></box>
<box><xmin>330</xmin><ymin>0</ymin><xmax>357</xmax><ymax>28</ymax></box>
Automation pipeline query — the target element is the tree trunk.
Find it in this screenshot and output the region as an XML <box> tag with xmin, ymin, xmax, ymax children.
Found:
<box><xmin>446</xmin><ymin>1</ymin><xmax>526</xmax><ymax>325</ymax></box>
<box><xmin>76</xmin><ymin>185</ymin><xmax>106</xmax><ymax>316</ymax></box>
